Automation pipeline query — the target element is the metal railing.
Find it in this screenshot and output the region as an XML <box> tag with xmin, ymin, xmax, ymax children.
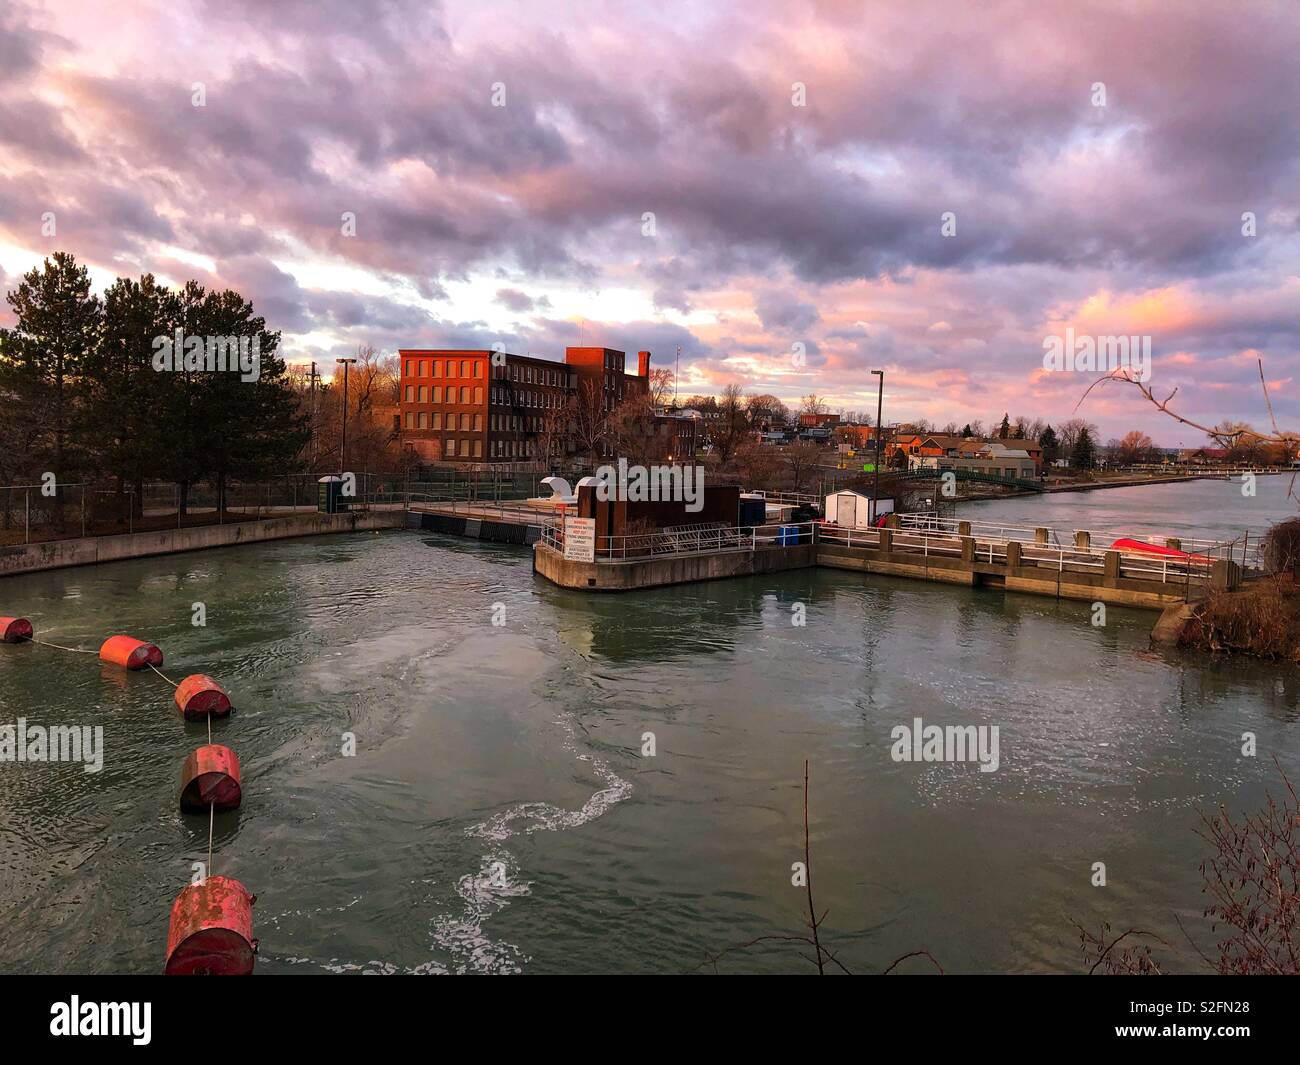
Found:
<box><xmin>820</xmin><ymin>520</ymin><xmax>1218</xmax><ymax>586</ymax></box>
<box><xmin>540</xmin><ymin>520</ymin><xmax>820</xmax><ymax>561</ymax></box>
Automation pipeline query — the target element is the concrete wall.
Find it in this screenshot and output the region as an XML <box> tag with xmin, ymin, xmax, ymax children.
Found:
<box><xmin>816</xmin><ymin>542</ymin><xmax>1191</xmax><ymax>608</ymax></box>
<box><xmin>534</xmin><ymin>540</ymin><xmax>815</xmax><ymax>591</ymax></box>
<box><xmin>0</xmin><ymin>509</ymin><xmax>405</xmax><ymax>578</ymax></box>
<box><xmin>411</xmin><ymin>511</ymin><xmax>543</xmax><ymax>545</ymax></box>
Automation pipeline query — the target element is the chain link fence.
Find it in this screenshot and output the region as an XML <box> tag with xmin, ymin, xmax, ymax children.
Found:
<box><xmin>0</xmin><ymin>473</ymin><xmax>392</xmax><ymax>545</ymax></box>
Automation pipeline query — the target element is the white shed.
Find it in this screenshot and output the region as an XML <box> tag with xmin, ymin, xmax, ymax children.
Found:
<box><xmin>824</xmin><ymin>489</ymin><xmax>893</xmax><ymax>529</ymax></box>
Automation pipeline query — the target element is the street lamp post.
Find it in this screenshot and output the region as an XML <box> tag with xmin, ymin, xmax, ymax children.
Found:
<box><xmin>872</xmin><ymin>369</ymin><xmax>884</xmax><ymax>521</ymax></box>
<box><xmin>336</xmin><ymin>357</ymin><xmax>357</xmax><ymax>475</ymax></box>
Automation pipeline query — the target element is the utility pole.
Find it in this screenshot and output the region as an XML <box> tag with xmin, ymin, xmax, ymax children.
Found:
<box><xmin>336</xmin><ymin>357</ymin><xmax>357</xmax><ymax>475</ymax></box>
<box><xmin>872</xmin><ymin>369</ymin><xmax>884</xmax><ymax>522</ymax></box>
<box><xmin>308</xmin><ymin>361</ymin><xmax>320</xmax><ymax>467</ymax></box>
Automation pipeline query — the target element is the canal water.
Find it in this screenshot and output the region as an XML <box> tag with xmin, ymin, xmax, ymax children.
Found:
<box><xmin>0</xmin><ymin>477</ymin><xmax>1296</xmax><ymax>974</ymax></box>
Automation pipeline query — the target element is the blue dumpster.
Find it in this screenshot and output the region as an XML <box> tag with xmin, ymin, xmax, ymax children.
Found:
<box><xmin>778</xmin><ymin>524</ymin><xmax>803</xmax><ymax>546</ymax></box>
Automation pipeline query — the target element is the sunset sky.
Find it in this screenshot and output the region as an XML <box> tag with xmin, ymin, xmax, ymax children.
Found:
<box><xmin>1</xmin><ymin>0</ymin><xmax>1297</xmax><ymax>443</ymax></box>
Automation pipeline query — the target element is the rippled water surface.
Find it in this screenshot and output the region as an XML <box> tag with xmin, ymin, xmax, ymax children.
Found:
<box><xmin>0</xmin><ymin>479</ymin><xmax>1297</xmax><ymax>974</ymax></box>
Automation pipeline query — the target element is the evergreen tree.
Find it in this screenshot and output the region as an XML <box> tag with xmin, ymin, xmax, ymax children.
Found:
<box><xmin>193</xmin><ymin>288</ymin><xmax>308</xmax><ymax>510</ymax></box>
<box><xmin>1039</xmin><ymin>424</ymin><xmax>1059</xmax><ymax>465</ymax></box>
<box><xmin>0</xmin><ymin>252</ymin><xmax>102</xmax><ymax>482</ymax></box>
<box><xmin>82</xmin><ymin>274</ymin><xmax>176</xmax><ymax>519</ymax></box>
<box><xmin>996</xmin><ymin>412</ymin><xmax>1011</xmax><ymax>439</ymax></box>
<box><xmin>960</xmin><ymin>423</ymin><xmax>973</xmax><ymax>437</ymax></box>
<box><xmin>1071</xmin><ymin>425</ymin><xmax>1097</xmax><ymax>469</ymax></box>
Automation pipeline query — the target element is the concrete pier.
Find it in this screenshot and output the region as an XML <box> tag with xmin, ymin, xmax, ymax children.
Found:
<box><xmin>530</xmin><ymin>520</ymin><xmax>1241</xmax><ymax>608</ymax></box>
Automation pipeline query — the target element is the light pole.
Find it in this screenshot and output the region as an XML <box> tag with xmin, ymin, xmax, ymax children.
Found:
<box><xmin>872</xmin><ymin>369</ymin><xmax>884</xmax><ymax>520</ymax></box>
<box><xmin>336</xmin><ymin>357</ymin><xmax>357</xmax><ymax>475</ymax></box>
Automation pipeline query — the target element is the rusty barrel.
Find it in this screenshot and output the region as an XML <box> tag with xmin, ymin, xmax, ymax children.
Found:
<box><xmin>164</xmin><ymin>876</ymin><xmax>257</xmax><ymax>975</ymax></box>
<box><xmin>179</xmin><ymin>744</ymin><xmax>242</xmax><ymax>812</ymax></box>
<box><xmin>99</xmin><ymin>634</ymin><xmax>163</xmax><ymax>671</ymax></box>
<box><xmin>174</xmin><ymin>674</ymin><xmax>233</xmax><ymax>719</ymax></box>
<box><xmin>0</xmin><ymin>617</ymin><xmax>33</xmax><ymax>644</ymax></box>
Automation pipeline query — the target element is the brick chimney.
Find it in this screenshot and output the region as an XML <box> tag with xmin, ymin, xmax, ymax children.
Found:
<box><xmin>637</xmin><ymin>350</ymin><xmax>651</xmax><ymax>378</ymax></box>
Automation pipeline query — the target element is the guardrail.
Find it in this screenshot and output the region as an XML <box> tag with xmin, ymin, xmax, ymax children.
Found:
<box><xmin>540</xmin><ymin>520</ymin><xmax>820</xmax><ymax>561</ymax></box>
<box><xmin>819</xmin><ymin>521</ymin><xmax>1216</xmax><ymax>585</ymax></box>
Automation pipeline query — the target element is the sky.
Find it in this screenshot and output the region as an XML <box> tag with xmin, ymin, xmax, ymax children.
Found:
<box><xmin>1</xmin><ymin>0</ymin><xmax>1297</xmax><ymax>444</ymax></box>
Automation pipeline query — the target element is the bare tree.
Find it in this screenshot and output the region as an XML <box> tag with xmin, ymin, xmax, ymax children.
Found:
<box><xmin>785</xmin><ymin>440</ymin><xmax>822</xmax><ymax>494</ymax></box>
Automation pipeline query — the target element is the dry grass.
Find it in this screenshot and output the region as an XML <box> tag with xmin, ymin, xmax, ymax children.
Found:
<box><xmin>1180</xmin><ymin>578</ymin><xmax>1300</xmax><ymax>660</ymax></box>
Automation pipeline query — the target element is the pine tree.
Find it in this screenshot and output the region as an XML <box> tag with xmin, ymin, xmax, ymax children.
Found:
<box><xmin>82</xmin><ymin>274</ymin><xmax>176</xmax><ymax>520</ymax></box>
<box><xmin>1071</xmin><ymin>425</ymin><xmax>1097</xmax><ymax>469</ymax></box>
<box><xmin>0</xmin><ymin>253</ymin><xmax>102</xmax><ymax>483</ymax></box>
<box><xmin>997</xmin><ymin>413</ymin><xmax>1011</xmax><ymax>439</ymax></box>
<box><xmin>1039</xmin><ymin>424</ymin><xmax>1059</xmax><ymax>465</ymax></box>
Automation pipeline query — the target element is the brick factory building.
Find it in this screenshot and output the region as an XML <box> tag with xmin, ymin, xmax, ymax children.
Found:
<box><xmin>396</xmin><ymin>345</ymin><xmax>690</xmax><ymax>465</ymax></box>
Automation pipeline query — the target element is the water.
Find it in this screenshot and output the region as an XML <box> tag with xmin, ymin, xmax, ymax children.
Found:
<box><xmin>962</xmin><ymin>472</ymin><xmax>1297</xmax><ymax>547</ymax></box>
<box><xmin>0</xmin><ymin>481</ymin><xmax>1296</xmax><ymax>974</ymax></box>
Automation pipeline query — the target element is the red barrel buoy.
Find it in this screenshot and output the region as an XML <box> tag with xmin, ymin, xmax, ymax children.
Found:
<box><xmin>99</xmin><ymin>634</ymin><xmax>163</xmax><ymax>671</ymax></box>
<box><xmin>180</xmin><ymin>744</ymin><xmax>242</xmax><ymax>812</ymax></box>
<box><xmin>164</xmin><ymin>876</ymin><xmax>257</xmax><ymax>975</ymax></box>
<box><xmin>0</xmin><ymin>617</ymin><xmax>33</xmax><ymax>644</ymax></box>
<box><xmin>174</xmin><ymin>674</ymin><xmax>233</xmax><ymax>719</ymax></box>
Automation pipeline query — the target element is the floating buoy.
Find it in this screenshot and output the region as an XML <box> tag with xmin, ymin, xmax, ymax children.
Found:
<box><xmin>99</xmin><ymin>634</ymin><xmax>163</xmax><ymax>671</ymax></box>
<box><xmin>180</xmin><ymin>744</ymin><xmax>242</xmax><ymax>812</ymax></box>
<box><xmin>164</xmin><ymin>876</ymin><xmax>257</xmax><ymax>975</ymax></box>
<box><xmin>0</xmin><ymin>617</ymin><xmax>33</xmax><ymax>644</ymax></box>
<box><xmin>174</xmin><ymin>674</ymin><xmax>233</xmax><ymax>719</ymax></box>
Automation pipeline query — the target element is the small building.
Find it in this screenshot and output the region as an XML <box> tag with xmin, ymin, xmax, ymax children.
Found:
<box><xmin>824</xmin><ymin>489</ymin><xmax>894</xmax><ymax>529</ymax></box>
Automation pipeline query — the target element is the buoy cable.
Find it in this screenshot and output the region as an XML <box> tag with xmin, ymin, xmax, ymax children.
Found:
<box><xmin>26</xmin><ymin>636</ymin><xmax>96</xmax><ymax>654</ymax></box>
<box><xmin>147</xmin><ymin>662</ymin><xmax>181</xmax><ymax>687</ymax></box>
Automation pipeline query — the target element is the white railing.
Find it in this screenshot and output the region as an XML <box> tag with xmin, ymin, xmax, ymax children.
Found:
<box><xmin>540</xmin><ymin>520</ymin><xmax>820</xmax><ymax>561</ymax></box>
<box><xmin>823</xmin><ymin>520</ymin><xmax>1215</xmax><ymax>585</ymax></box>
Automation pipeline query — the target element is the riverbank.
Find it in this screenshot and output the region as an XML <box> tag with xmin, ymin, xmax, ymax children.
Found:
<box><xmin>0</xmin><ymin>508</ymin><xmax>406</xmax><ymax>578</ymax></box>
<box><xmin>1155</xmin><ymin>577</ymin><xmax>1300</xmax><ymax>660</ymax></box>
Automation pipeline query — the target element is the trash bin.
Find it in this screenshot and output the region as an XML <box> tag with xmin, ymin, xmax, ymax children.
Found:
<box><xmin>778</xmin><ymin>524</ymin><xmax>803</xmax><ymax>546</ymax></box>
<box><xmin>317</xmin><ymin>475</ymin><xmax>349</xmax><ymax>514</ymax></box>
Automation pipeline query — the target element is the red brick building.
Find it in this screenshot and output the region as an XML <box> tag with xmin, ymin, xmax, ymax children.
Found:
<box><xmin>398</xmin><ymin>346</ymin><xmax>666</xmax><ymax>465</ymax></box>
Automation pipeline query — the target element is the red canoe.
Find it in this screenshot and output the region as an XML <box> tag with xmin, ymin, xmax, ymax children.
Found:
<box><xmin>1109</xmin><ymin>538</ymin><xmax>1213</xmax><ymax>563</ymax></box>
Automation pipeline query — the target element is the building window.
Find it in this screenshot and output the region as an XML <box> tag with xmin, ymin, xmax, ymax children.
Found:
<box><xmin>473</xmin><ymin>361</ymin><xmax>482</xmax><ymax>378</ymax></box>
<box><xmin>473</xmin><ymin>440</ymin><xmax>482</xmax><ymax>458</ymax></box>
<box><xmin>474</xmin><ymin>386</ymin><xmax>483</xmax><ymax>404</ymax></box>
<box><xmin>460</xmin><ymin>360</ymin><xmax>470</xmax><ymax>377</ymax></box>
<box><xmin>404</xmin><ymin>411</ymin><xmax>413</xmax><ymax>428</ymax></box>
<box><xmin>404</xmin><ymin>384</ymin><xmax>413</xmax><ymax>401</ymax></box>
<box><xmin>473</xmin><ymin>413</ymin><xmax>482</xmax><ymax>431</ymax></box>
<box><xmin>417</xmin><ymin>412</ymin><xmax>427</xmax><ymax>429</ymax></box>
<box><xmin>418</xmin><ymin>385</ymin><xmax>428</xmax><ymax>402</ymax></box>
<box><xmin>431</xmin><ymin>385</ymin><xmax>441</xmax><ymax>402</ymax></box>
<box><xmin>417</xmin><ymin>360</ymin><xmax>427</xmax><ymax>377</ymax></box>
<box><xmin>460</xmin><ymin>386</ymin><xmax>470</xmax><ymax>403</ymax></box>
<box><xmin>432</xmin><ymin>413</ymin><xmax>441</xmax><ymax>429</ymax></box>
<box><xmin>446</xmin><ymin>439</ymin><xmax>457</xmax><ymax>457</ymax></box>
<box><xmin>432</xmin><ymin>360</ymin><xmax>442</xmax><ymax>378</ymax></box>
